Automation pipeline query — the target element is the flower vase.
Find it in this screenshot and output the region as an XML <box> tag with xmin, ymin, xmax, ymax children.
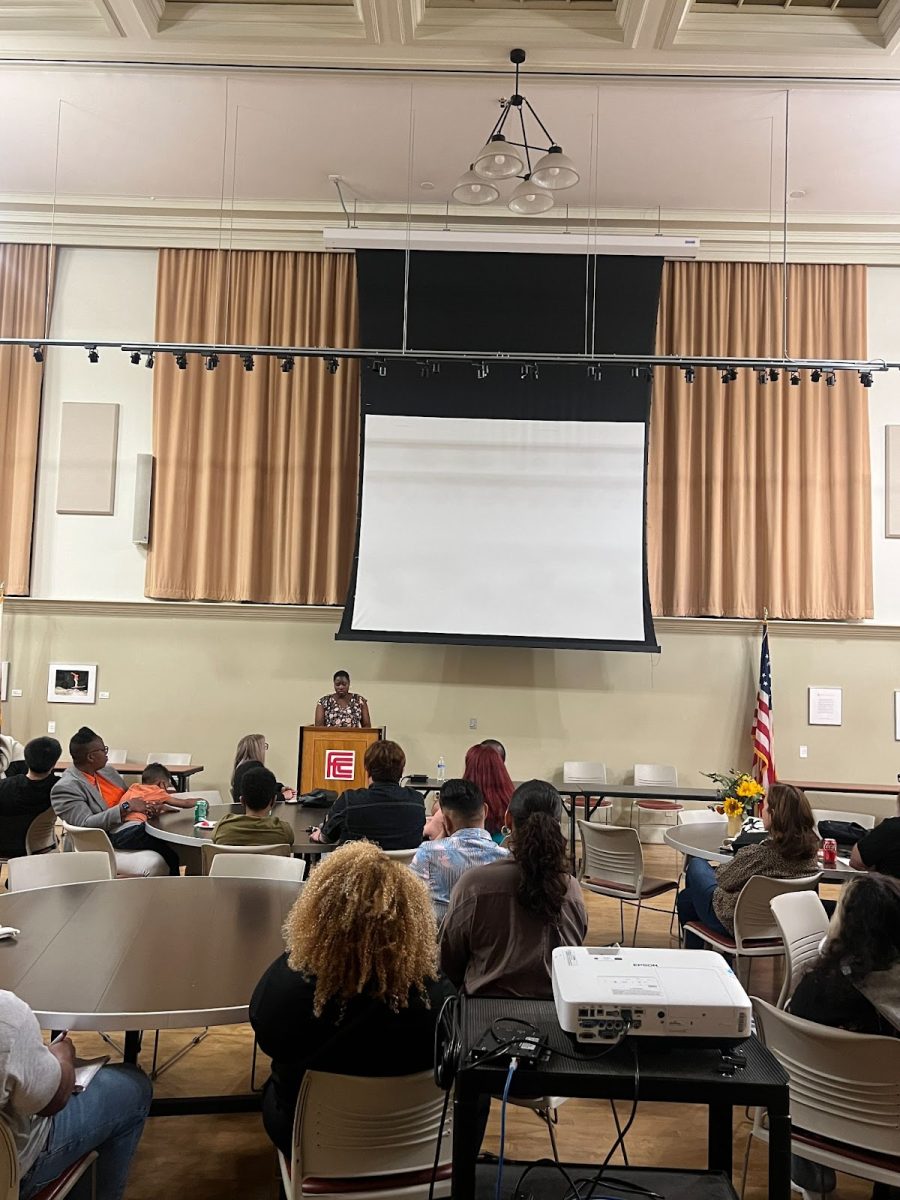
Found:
<box><xmin>727</xmin><ymin>812</ymin><xmax>743</xmax><ymax>838</ymax></box>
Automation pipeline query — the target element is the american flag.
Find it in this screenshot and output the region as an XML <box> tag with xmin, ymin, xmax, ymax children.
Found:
<box><xmin>751</xmin><ymin>624</ymin><xmax>776</xmax><ymax>788</ymax></box>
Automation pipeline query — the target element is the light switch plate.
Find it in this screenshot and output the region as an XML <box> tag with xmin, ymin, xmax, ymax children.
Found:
<box><xmin>11</xmin><ymin>689</ymin><xmax>22</xmax><ymax>698</ymax></box>
<box><xmin>99</xmin><ymin>691</ymin><xmax>110</xmax><ymax>699</ymax></box>
<box><xmin>799</xmin><ymin>745</ymin><xmax>808</xmax><ymax>759</ymax></box>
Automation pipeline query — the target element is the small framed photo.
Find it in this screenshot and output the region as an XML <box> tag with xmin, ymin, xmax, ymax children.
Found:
<box><xmin>0</xmin><ymin>662</ymin><xmax>8</xmax><ymax>703</ymax></box>
<box><xmin>47</xmin><ymin>663</ymin><xmax>97</xmax><ymax>705</ymax></box>
<box><xmin>809</xmin><ymin>686</ymin><xmax>842</xmax><ymax>727</ymax></box>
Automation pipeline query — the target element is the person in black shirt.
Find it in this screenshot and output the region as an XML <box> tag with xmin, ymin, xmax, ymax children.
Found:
<box><xmin>0</xmin><ymin>736</ymin><xmax>62</xmax><ymax>859</ymax></box>
<box><xmin>250</xmin><ymin>840</ymin><xmax>454</xmax><ymax>1156</ymax></box>
<box><xmin>850</xmin><ymin>802</ymin><xmax>900</xmax><ymax>880</ymax></box>
<box><xmin>311</xmin><ymin>740</ymin><xmax>425</xmax><ymax>850</ymax></box>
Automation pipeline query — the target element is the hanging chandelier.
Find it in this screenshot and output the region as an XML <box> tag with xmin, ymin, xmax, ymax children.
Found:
<box><xmin>452</xmin><ymin>49</ymin><xmax>580</xmax><ymax>215</ymax></box>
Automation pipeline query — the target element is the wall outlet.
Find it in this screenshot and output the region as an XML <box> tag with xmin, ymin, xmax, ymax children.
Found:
<box><xmin>799</xmin><ymin>745</ymin><xmax>808</xmax><ymax>759</ymax></box>
<box><xmin>47</xmin><ymin>721</ymin><xmax>56</xmax><ymax>734</ymax></box>
<box><xmin>99</xmin><ymin>691</ymin><xmax>109</xmax><ymax>699</ymax></box>
<box><xmin>11</xmin><ymin>689</ymin><xmax>22</xmax><ymax>698</ymax></box>
<box><xmin>469</xmin><ymin>717</ymin><xmax>478</xmax><ymax>730</ymax></box>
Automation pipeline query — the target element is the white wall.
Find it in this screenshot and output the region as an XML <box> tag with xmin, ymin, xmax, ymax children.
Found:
<box><xmin>30</xmin><ymin>248</ymin><xmax>157</xmax><ymax>602</ymax></box>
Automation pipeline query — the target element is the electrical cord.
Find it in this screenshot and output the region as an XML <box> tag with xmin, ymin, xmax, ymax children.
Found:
<box><xmin>581</xmin><ymin>1041</ymin><xmax>641</xmax><ymax>1200</ymax></box>
<box><xmin>496</xmin><ymin>1059</ymin><xmax>518</xmax><ymax>1200</ymax></box>
<box><xmin>426</xmin><ymin>1084</ymin><xmax>452</xmax><ymax>1200</ymax></box>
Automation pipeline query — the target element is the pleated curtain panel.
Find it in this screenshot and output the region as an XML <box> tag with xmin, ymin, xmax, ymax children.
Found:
<box><xmin>145</xmin><ymin>249</ymin><xmax>359</xmax><ymax>605</ymax></box>
<box><xmin>0</xmin><ymin>243</ymin><xmax>52</xmax><ymax>596</ymax></box>
<box><xmin>648</xmin><ymin>261</ymin><xmax>872</xmax><ymax>620</ymax></box>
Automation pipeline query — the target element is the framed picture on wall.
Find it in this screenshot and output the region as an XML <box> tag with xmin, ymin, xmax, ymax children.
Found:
<box><xmin>0</xmin><ymin>661</ymin><xmax>8</xmax><ymax>702</ymax></box>
<box><xmin>47</xmin><ymin>663</ymin><xmax>97</xmax><ymax>705</ymax></box>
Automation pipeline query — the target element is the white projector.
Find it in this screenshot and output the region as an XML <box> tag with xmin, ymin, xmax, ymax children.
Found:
<box><xmin>552</xmin><ymin>946</ymin><xmax>752</xmax><ymax>1045</ymax></box>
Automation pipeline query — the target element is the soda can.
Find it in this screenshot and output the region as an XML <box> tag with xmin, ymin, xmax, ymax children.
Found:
<box><xmin>194</xmin><ymin>799</ymin><xmax>209</xmax><ymax>824</ymax></box>
<box><xmin>822</xmin><ymin>837</ymin><xmax>837</xmax><ymax>866</ymax></box>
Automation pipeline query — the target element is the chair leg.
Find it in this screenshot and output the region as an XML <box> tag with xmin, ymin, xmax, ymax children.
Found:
<box><xmin>618</xmin><ymin>900</ymin><xmax>625</xmax><ymax>945</ymax></box>
<box><xmin>632</xmin><ymin>899</ymin><xmax>643</xmax><ymax>946</ymax></box>
<box><xmin>150</xmin><ymin>1027</ymin><xmax>210</xmax><ymax>1081</ymax></box>
<box><xmin>99</xmin><ymin>1032</ymin><xmax>125</xmax><ymax>1056</ymax></box>
<box><xmin>739</xmin><ymin>1130</ymin><xmax>753</xmax><ymax>1198</ymax></box>
<box><xmin>538</xmin><ymin>1108</ymin><xmax>560</xmax><ymax>1163</ymax></box>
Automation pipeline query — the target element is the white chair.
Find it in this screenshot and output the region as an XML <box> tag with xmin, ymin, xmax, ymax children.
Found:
<box><xmin>8</xmin><ymin>850</ymin><xmax>112</xmax><ymax>891</ymax></box>
<box><xmin>682</xmin><ymin>872</ymin><xmax>823</xmax><ymax>986</ymax></box>
<box><xmin>200</xmin><ymin>841</ymin><xmax>291</xmax><ymax>875</ymax></box>
<box><xmin>630</xmin><ymin>763</ymin><xmax>683</xmax><ymax>842</ymax></box>
<box><xmin>577</xmin><ymin>821</ymin><xmax>678</xmax><ymax>945</ymax></box>
<box><xmin>60</xmin><ymin>820</ymin><xmax>168</xmax><ymax>879</ymax></box>
<box><xmin>743</xmin><ymin>998</ymin><xmax>900</xmax><ymax>1198</ymax></box>
<box><xmin>769</xmin><ymin>891</ymin><xmax>831</xmax><ymax>1009</ymax></box>
<box><xmin>563</xmin><ymin>761</ymin><xmax>612</xmax><ymax>826</ymax></box>
<box><xmin>146</xmin><ymin>752</ymin><xmax>192</xmax><ymax>766</ymax></box>
<box><xmin>24</xmin><ymin>808</ymin><xmax>59</xmax><ymax>855</ymax></box>
<box><xmin>278</xmin><ymin>1070</ymin><xmax>452</xmax><ymax>1200</ymax></box>
<box><xmin>106</xmin><ymin>748</ymin><xmax>128</xmax><ymax>765</ymax></box>
<box><xmin>381</xmin><ymin>847</ymin><xmax>419</xmax><ymax>865</ymax></box>
<box><xmin>811</xmin><ymin>808</ymin><xmax>876</xmax><ymax>831</ymax></box>
<box><xmin>210</xmin><ymin>852</ymin><xmax>306</xmax><ymax>883</ymax></box>
<box><xmin>1</xmin><ymin>1118</ymin><xmax>97</xmax><ymax>1200</ymax></box>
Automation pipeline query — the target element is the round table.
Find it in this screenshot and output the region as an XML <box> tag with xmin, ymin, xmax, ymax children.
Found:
<box><xmin>664</xmin><ymin>821</ymin><xmax>858</xmax><ymax>884</ymax></box>
<box><xmin>147</xmin><ymin>802</ymin><xmax>332</xmax><ymax>856</ymax></box>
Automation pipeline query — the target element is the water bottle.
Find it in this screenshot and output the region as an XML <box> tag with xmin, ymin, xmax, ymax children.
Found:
<box><xmin>437</xmin><ymin>756</ymin><xmax>446</xmax><ymax>783</ymax></box>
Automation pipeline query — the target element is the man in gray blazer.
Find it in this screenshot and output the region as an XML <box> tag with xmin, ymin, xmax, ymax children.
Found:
<box><xmin>51</xmin><ymin>727</ymin><xmax>179</xmax><ymax>875</ymax></box>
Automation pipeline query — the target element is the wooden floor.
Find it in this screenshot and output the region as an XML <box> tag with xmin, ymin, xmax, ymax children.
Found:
<box><xmin>9</xmin><ymin>846</ymin><xmax>872</xmax><ymax>1199</ymax></box>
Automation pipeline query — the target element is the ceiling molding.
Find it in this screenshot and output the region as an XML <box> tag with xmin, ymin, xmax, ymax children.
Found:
<box><xmin>158</xmin><ymin>0</ymin><xmax>369</xmax><ymax>40</ymax></box>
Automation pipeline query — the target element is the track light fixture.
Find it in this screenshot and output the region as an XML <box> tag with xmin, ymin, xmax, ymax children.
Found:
<box><xmin>241</xmin><ymin>354</ymin><xmax>254</xmax><ymax>372</ymax></box>
<box><xmin>631</xmin><ymin>367</ymin><xmax>640</xmax><ymax>380</ymax></box>
<box><xmin>721</xmin><ymin>367</ymin><xmax>737</xmax><ymax>384</ymax></box>
<box><xmin>452</xmin><ymin>49</ymin><xmax>579</xmax><ymax>216</ymax></box>
<box><xmin>205</xmin><ymin>354</ymin><xmax>219</xmax><ymax>371</ymax></box>
<box><xmin>684</xmin><ymin>366</ymin><xmax>695</xmax><ymax>384</ymax></box>
<box><xmin>31</xmin><ymin>345</ymin><xmax>44</xmax><ymax>363</ymax></box>
<box><xmin>860</xmin><ymin>371</ymin><xmax>874</xmax><ymax>388</ymax></box>
<box><xmin>520</xmin><ymin>362</ymin><xmax>538</xmax><ymax>381</ymax></box>
<box><xmin>768</xmin><ymin>368</ymin><xmax>780</xmax><ymax>383</ymax></box>
<box><xmin>826</xmin><ymin>371</ymin><xmax>837</xmax><ymax>387</ymax></box>
<box><xmin>790</xmin><ymin>371</ymin><xmax>800</xmax><ymax>386</ymax></box>
<box><xmin>325</xmin><ymin>357</ymin><xmax>339</xmax><ymax>375</ymax></box>
<box><xmin>128</xmin><ymin>351</ymin><xmax>140</xmax><ymax>365</ymax></box>
<box><xmin>587</xmin><ymin>364</ymin><xmax>602</xmax><ymax>382</ymax></box>
<box><xmin>145</xmin><ymin>353</ymin><xmax>154</xmax><ymax>369</ymax></box>
<box><xmin>811</xmin><ymin>369</ymin><xmax>822</xmax><ymax>383</ymax></box>
<box><xmin>370</xmin><ymin>358</ymin><xmax>386</xmax><ymax>377</ymax></box>
<box><xmin>174</xmin><ymin>353</ymin><xmax>188</xmax><ymax>370</ymax></box>
<box><xmin>473</xmin><ymin>361</ymin><xmax>489</xmax><ymax>380</ymax></box>
<box><xmin>280</xmin><ymin>356</ymin><xmax>294</xmax><ymax>374</ymax></box>
<box><xmin>88</xmin><ymin>347</ymin><xmax>100</xmax><ymax>364</ymax></box>
<box><xmin>757</xmin><ymin>369</ymin><xmax>768</xmax><ymax>385</ymax></box>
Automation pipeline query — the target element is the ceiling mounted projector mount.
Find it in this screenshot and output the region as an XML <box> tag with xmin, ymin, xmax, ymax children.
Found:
<box><xmin>452</xmin><ymin>49</ymin><xmax>579</xmax><ymax>215</ymax></box>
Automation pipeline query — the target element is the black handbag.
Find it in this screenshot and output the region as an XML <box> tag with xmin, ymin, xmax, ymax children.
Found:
<box><xmin>817</xmin><ymin>819</ymin><xmax>868</xmax><ymax>847</ymax></box>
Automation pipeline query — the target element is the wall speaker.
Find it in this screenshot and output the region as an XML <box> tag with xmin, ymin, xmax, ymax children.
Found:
<box><xmin>133</xmin><ymin>453</ymin><xmax>154</xmax><ymax>545</ymax></box>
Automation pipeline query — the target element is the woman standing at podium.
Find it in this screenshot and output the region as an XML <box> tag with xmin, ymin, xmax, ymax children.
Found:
<box><xmin>315</xmin><ymin>670</ymin><xmax>371</xmax><ymax>728</ymax></box>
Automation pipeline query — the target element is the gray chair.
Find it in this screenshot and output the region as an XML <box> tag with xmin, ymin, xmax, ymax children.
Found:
<box><xmin>769</xmin><ymin>890</ymin><xmax>830</xmax><ymax>1009</ymax></box>
<box><xmin>578</xmin><ymin>820</ymin><xmax>678</xmax><ymax>945</ymax></box>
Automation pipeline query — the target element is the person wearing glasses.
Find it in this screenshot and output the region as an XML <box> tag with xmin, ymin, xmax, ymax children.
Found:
<box><xmin>230</xmin><ymin>733</ymin><xmax>295</xmax><ymax>803</ymax></box>
<box><xmin>51</xmin><ymin>727</ymin><xmax>179</xmax><ymax>875</ymax></box>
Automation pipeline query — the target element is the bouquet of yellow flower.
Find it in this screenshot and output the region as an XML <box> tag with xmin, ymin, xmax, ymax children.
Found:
<box><xmin>702</xmin><ymin>769</ymin><xmax>765</xmax><ymax>819</ymax></box>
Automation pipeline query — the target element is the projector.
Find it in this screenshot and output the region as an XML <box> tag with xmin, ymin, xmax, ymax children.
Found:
<box><xmin>552</xmin><ymin>946</ymin><xmax>751</xmax><ymax>1045</ymax></box>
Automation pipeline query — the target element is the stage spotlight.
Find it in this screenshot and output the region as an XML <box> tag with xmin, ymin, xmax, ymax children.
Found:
<box><xmin>811</xmin><ymin>369</ymin><xmax>822</xmax><ymax>383</ymax></box>
<box><xmin>205</xmin><ymin>354</ymin><xmax>219</xmax><ymax>371</ymax></box>
<box><xmin>720</xmin><ymin>368</ymin><xmax>730</xmax><ymax>384</ymax></box>
<box><xmin>174</xmin><ymin>353</ymin><xmax>188</xmax><ymax>370</ymax></box>
<box><xmin>31</xmin><ymin>346</ymin><xmax>44</xmax><ymax>363</ymax></box>
<box><xmin>757</xmin><ymin>370</ymin><xmax>768</xmax><ymax>385</ymax></box>
<box><xmin>684</xmin><ymin>366</ymin><xmax>695</xmax><ymax>384</ymax></box>
<box><xmin>519</xmin><ymin>362</ymin><xmax>538</xmax><ymax>381</ymax></box>
<box><xmin>280</xmin><ymin>356</ymin><xmax>294</xmax><ymax>374</ymax></box>
<box><xmin>826</xmin><ymin>371</ymin><xmax>837</xmax><ymax>387</ymax></box>
<box><xmin>325</xmin><ymin>357</ymin><xmax>339</xmax><ymax>375</ymax></box>
<box><xmin>145</xmin><ymin>353</ymin><xmax>154</xmax><ymax>369</ymax></box>
<box><xmin>474</xmin><ymin>361</ymin><xmax>489</xmax><ymax>380</ymax></box>
<box><xmin>241</xmin><ymin>354</ymin><xmax>254</xmax><ymax>372</ymax></box>
<box><xmin>768</xmin><ymin>368</ymin><xmax>780</xmax><ymax>383</ymax></box>
<box><xmin>87</xmin><ymin>347</ymin><xmax>100</xmax><ymax>364</ymax></box>
<box><xmin>370</xmin><ymin>358</ymin><xmax>386</xmax><ymax>377</ymax></box>
<box><xmin>790</xmin><ymin>372</ymin><xmax>800</xmax><ymax>386</ymax></box>
<box><xmin>587</xmin><ymin>364</ymin><xmax>602</xmax><ymax>382</ymax></box>
<box><xmin>129</xmin><ymin>352</ymin><xmax>142</xmax><ymax>366</ymax></box>
<box><xmin>860</xmin><ymin>371</ymin><xmax>874</xmax><ymax>388</ymax></box>
<box><xmin>630</xmin><ymin>366</ymin><xmax>640</xmax><ymax>380</ymax></box>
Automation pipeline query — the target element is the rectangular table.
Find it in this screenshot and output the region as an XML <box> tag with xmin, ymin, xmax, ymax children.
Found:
<box><xmin>57</xmin><ymin>760</ymin><xmax>203</xmax><ymax>793</ymax></box>
<box><xmin>783</xmin><ymin>779</ymin><xmax>899</xmax><ymax>797</ymax></box>
<box><xmin>556</xmin><ymin>783</ymin><xmax>720</xmax><ymax>872</ymax></box>
<box><xmin>452</xmin><ymin>997</ymin><xmax>791</xmax><ymax>1200</ymax></box>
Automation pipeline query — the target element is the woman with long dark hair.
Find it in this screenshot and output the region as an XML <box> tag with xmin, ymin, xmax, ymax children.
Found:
<box><xmin>439</xmin><ymin>779</ymin><xmax>587</xmax><ymax>997</ymax></box>
<box><xmin>462</xmin><ymin>743</ymin><xmax>513</xmax><ymax>840</ymax></box>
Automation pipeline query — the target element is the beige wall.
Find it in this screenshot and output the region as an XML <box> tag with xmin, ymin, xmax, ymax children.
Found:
<box><xmin>3</xmin><ymin>601</ymin><xmax>898</xmax><ymax>822</ymax></box>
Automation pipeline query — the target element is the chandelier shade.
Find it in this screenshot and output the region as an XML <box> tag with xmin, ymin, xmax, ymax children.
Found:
<box><xmin>508</xmin><ymin>176</ymin><xmax>554</xmax><ymax>215</ymax></box>
<box><xmin>452</xmin><ymin>168</ymin><xmax>501</xmax><ymax>205</ymax></box>
<box><xmin>472</xmin><ymin>135</ymin><xmax>526</xmax><ymax>180</ymax></box>
<box><xmin>531</xmin><ymin>146</ymin><xmax>580</xmax><ymax>191</ymax></box>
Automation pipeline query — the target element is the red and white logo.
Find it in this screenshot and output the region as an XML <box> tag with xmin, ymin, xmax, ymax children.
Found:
<box><xmin>325</xmin><ymin>750</ymin><xmax>356</xmax><ymax>781</ymax></box>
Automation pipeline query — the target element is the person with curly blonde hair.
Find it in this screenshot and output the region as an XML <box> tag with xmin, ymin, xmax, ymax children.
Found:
<box><xmin>250</xmin><ymin>840</ymin><xmax>454</xmax><ymax>1156</ymax></box>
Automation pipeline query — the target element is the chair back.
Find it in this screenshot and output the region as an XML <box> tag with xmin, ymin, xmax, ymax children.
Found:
<box><xmin>633</xmin><ymin>763</ymin><xmax>678</xmax><ymax>787</ymax></box>
<box><xmin>106</xmin><ymin>749</ymin><xmax>128</xmax><ymax>765</ymax></box>
<box><xmin>753</xmin><ymin>997</ymin><xmax>900</xmax><ymax>1156</ymax></box>
<box><xmin>770</xmin><ymin>890</ymin><xmax>831</xmax><ymax>1008</ymax></box>
<box><xmin>8</xmin><ymin>850</ymin><xmax>112</xmax><ymax>891</ymax></box>
<box><xmin>200</xmin><ymin>841</ymin><xmax>291</xmax><ymax>875</ymax></box>
<box><xmin>732</xmin><ymin>873</ymin><xmax>822</xmax><ymax>951</ymax></box>
<box><xmin>381</xmin><ymin>847</ymin><xmax>418</xmax><ymax>865</ymax></box>
<box><xmin>677</xmin><ymin>807</ymin><xmax>725</xmax><ymax>826</ymax></box>
<box><xmin>210</xmin><ymin>853</ymin><xmax>306</xmax><ymax>883</ymax></box>
<box><xmin>146</xmin><ymin>752</ymin><xmax>192</xmax><ymax>766</ymax></box>
<box><xmin>563</xmin><ymin>761</ymin><xmax>608</xmax><ymax>786</ymax></box>
<box><xmin>0</xmin><ymin>1117</ymin><xmax>18</xmax><ymax>1200</ymax></box>
<box><xmin>290</xmin><ymin>1070</ymin><xmax>452</xmax><ymax>1195</ymax></box>
<box><xmin>811</xmin><ymin>808</ymin><xmax>876</xmax><ymax>831</ymax></box>
<box><xmin>577</xmin><ymin>821</ymin><xmax>643</xmax><ymax>897</ymax></box>
<box><xmin>60</xmin><ymin>821</ymin><xmax>117</xmax><ymax>874</ymax></box>
<box><xmin>25</xmin><ymin>808</ymin><xmax>59</xmax><ymax>855</ymax></box>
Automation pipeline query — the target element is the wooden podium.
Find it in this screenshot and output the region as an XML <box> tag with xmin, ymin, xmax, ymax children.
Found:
<box><xmin>297</xmin><ymin>726</ymin><xmax>383</xmax><ymax>796</ymax></box>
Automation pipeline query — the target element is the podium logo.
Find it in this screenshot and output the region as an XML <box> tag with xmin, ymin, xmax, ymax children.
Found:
<box><xmin>325</xmin><ymin>750</ymin><xmax>356</xmax><ymax>781</ymax></box>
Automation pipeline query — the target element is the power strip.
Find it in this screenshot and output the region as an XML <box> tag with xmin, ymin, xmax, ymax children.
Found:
<box><xmin>469</xmin><ymin>1033</ymin><xmax>550</xmax><ymax>1067</ymax></box>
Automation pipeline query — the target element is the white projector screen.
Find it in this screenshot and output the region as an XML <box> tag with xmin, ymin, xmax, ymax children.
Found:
<box><xmin>343</xmin><ymin>414</ymin><xmax>649</xmax><ymax>647</ymax></box>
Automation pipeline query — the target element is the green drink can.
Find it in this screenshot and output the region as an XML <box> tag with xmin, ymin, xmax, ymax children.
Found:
<box><xmin>194</xmin><ymin>799</ymin><xmax>209</xmax><ymax>823</ymax></box>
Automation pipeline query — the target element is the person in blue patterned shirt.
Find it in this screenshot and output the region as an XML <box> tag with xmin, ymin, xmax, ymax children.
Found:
<box><xmin>409</xmin><ymin>778</ymin><xmax>509</xmax><ymax>922</ymax></box>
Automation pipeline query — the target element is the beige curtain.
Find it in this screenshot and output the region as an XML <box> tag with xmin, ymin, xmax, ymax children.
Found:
<box><xmin>145</xmin><ymin>250</ymin><xmax>359</xmax><ymax>605</ymax></box>
<box><xmin>648</xmin><ymin>262</ymin><xmax>872</xmax><ymax>619</ymax></box>
<box><xmin>0</xmin><ymin>244</ymin><xmax>51</xmax><ymax>596</ymax></box>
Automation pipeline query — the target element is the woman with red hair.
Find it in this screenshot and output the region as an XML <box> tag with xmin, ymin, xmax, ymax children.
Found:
<box><xmin>463</xmin><ymin>744</ymin><xmax>513</xmax><ymax>841</ymax></box>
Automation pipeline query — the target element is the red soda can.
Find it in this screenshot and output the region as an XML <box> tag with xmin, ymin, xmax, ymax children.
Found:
<box><xmin>822</xmin><ymin>838</ymin><xmax>837</xmax><ymax>866</ymax></box>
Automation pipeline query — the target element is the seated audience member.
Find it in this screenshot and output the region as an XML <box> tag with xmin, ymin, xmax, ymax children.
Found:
<box><xmin>423</xmin><ymin>741</ymin><xmax>512</xmax><ymax>842</ymax></box>
<box><xmin>0</xmin><ymin>732</ymin><xmax>26</xmax><ymax>779</ymax></box>
<box><xmin>480</xmin><ymin>738</ymin><xmax>507</xmax><ymax>763</ymax></box>
<box><xmin>849</xmin><ymin>797</ymin><xmax>900</xmax><ymax>880</ymax></box>
<box><xmin>250</xmin><ymin>841</ymin><xmax>454</xmax><ymax>1156</ymax></box>
<box><xmin>1</xmin><ymin>988</ymin><xmax>152</xmax><ymax>1200</ymax></box>
<box><xmin>440</xmin><ymin>779</ymin><xmax>587</xmax><ymax>997</ymax></box>
<box><xmin>0</xmin><ymin>737</ymin><xmax>61</xmax><ymax>859</ymax></box>
<box><xmin>51</xmin><ymin>727</ymin><xmax>179</xmax><ymax>876</ymax></box>
<box><xmin>676</xmin><ymin>783</ymin><xmax>819</xmax><ymax>949</ymax></box>
<box><xmin>231</xmin><ymin>733</ymin><xmax>294</xmax><ymax>803</ymax></box>
<box><xmin>410</xmin><ymin>779</ymin><xmax>509</xmax><ymax>920</ymax></box>
<box><xmin>213</xmin><ymin>766</ymin><xmax>294</xmax><ymax>847</ymax></box>
<box><xmin>311</xmin><ymin>740</ymin><xmax>425</xmax><ymax>850</ymax></box>
<box><xmin>787</xmin><ymin>874</ymin><xmax>900</xmax><ymax>1200</ymax></box>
